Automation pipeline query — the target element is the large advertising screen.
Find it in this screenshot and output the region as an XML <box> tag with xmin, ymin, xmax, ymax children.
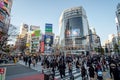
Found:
<box><xmin>65</xmin><ymin>17</ymin><xmax>83</xmax><ymax>38</ymax></box>
<box><xmin>44</xmin><ymin>35</ymin><xmax>53</xmax><ymax>44</ymax></box>
<box><xmin>65</xmin><ymin>28</ymin><xmax>80</xmax><ymax>37</ymax></box>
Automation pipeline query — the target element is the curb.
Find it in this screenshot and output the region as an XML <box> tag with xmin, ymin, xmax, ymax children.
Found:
<box><xmin>0</xmin><ymin>64</ymin><xmax>16</xmax><ymax>66</ymax></box>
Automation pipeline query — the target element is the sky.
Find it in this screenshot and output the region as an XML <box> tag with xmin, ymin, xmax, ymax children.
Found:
<box><xmin>11</xmin><ymin>0</ymin><xmax>120</xmax><ymax>44</ymax></box>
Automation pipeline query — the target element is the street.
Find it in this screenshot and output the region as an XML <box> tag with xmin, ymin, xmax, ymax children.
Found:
<box><xmin>0</xmin><ymin>60</ymin><xmax>113</xmax><ymax>80</ymax></box>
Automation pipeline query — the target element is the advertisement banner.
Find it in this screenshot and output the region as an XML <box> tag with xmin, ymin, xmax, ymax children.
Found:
<box><xmin>0</xmin><ymin>67</ymin><xmax>6</xmax><ymax>80</ymax></box>
<box><xmin>45</xmin><ymin>23</ymin><xmax>52</xmax><ymax>32</ymax></box>
<box><xmin>30</xmin><ymin>25</ymin><xmax>40</xmax><ymax>31</ymax></box>
<box><xmin>31</xmin><ymin>30</ymin><xmax>40</xmax><ymax>37</ymax></box>
<box><xmin>45</xmin><ymin>23</ymin><xmax>52</xmax><ymax>28</ymax></box>
<box><xmin>44</xmin><ymin>35</ymin><xmax>53</xmax><ymax>44</ymax></box>
<box><xmin>0</xmin><ymin>2</ymin><xmax>4</xmax><ymax>8</ymax></box>
<box><xmin>40</xmin><ymin>41</ymin><xmax>44</xmax><ymax>53</ymax></box>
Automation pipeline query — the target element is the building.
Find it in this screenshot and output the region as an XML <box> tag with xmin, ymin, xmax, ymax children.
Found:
<box><xmin>15</xmin><ymin>24</ymin><xmax>29</xmax><ymax>53</ymax></box>
<box><xmin>30</xmin><ymin>25</ymin><xmax>40</xmax><ymax>53</ymax></box>
<box><xmin>0</xmin><ymin>0</ymin><xmax>13</xmax><ymax>49</ymax></box>
<box><xmin>116</xmin><ymin>3</ymin><xmax>120</xmax><ymax>49</ymax></box>
<box><xmin>31</xmin><ymin>30</ymin><xmax>40</xmax><ymax>53</ymax></box>
<box><xmin>44</xmin><ymin>23</ymin><xmax>54</xmax><ymax>54</ymax></box>
<box><xmin>89</xmin><ymin>27</ymin><xmax>101</xmax><ymax>51</ymax></box>
<box><xmin>103</xmin><ymin>34</ymin><xmax>117</xmax><ymax>53</ymax></box>
<box><xmin>59</xmin><ymin>6</ymin><xmax>90</xmax><ymax>52</ymax></box>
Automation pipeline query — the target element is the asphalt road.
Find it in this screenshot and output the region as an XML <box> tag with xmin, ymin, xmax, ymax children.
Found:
<box><xmin>0</xmin><ymin>63</ymin><xmax>40</xmax><ymax>80</ymax></box>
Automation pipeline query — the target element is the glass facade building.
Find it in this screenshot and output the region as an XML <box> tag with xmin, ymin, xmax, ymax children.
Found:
<box><xmin>59</xmin><ymin>6</ymin><xmax>90</xmax><ymax>51</ymax></box>
<box><xmin>116</xmin><ymin>3</ymin><xmax>120</xmax><ymax>46</ymax></box>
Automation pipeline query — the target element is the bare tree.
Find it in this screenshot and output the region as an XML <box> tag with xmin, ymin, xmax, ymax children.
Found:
<box><xmin>0</xmin><ymin>24</ymin><xmax>18</xmax><ymax>52</ymax></box>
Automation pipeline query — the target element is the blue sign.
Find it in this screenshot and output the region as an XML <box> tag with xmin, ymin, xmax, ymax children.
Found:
<box><xmin>45</xmin><ymin>23</ymin><xmax>52</xmax><ymax>28</ymax></box>
<box><xmin>44</xmin><ymin>35</ymin><xmax>53</xmax><ymax>44</ymax></box>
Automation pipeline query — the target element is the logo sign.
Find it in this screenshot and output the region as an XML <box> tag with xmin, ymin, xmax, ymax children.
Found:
<box><xmin>0</xmin><ymin>68</ymin><xmax>6</xmax><ymax>80</ymax></box>
<box><xmin>0</xmin><ymin>68</ymin><xmax>4</xmax><ymax>74</ymax></box>
<box><xmin>44</xmin><ymin>35</ymin><xmax>53</xmax><ymax>44</ymax></box>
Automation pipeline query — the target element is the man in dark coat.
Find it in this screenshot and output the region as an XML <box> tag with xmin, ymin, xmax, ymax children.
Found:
<box><xmin>88</xmin><ymin>65</ymin><xmax>95</xmax><ymax>79</ymax></box>
<box><xmin>81</xmin><ymin>65</ymin><xmax>86</xmax><ymax>80</ymax></box>
<box><xmin>58</xmin><ymin>61</ymin><xmax>66</xmax><ymax>79</ymax></box>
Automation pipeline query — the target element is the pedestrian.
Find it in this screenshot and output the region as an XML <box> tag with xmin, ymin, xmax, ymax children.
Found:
<box><xmin>81</xmin><ymin>65</ymin><xmax>87</xmax><ymax>80</ymax></box>
<box><xmin>117</xmin><ymin>62</ymin><xmax>120</xmax><ymax>80</ymax></box>
<box><xmin>88</xmin><ymin>65</ymin><xmax>95</xmax><ymax>80</ymax></box>
<box><xmin>112</xmin><ymin>64</ymin><xmax>119</xmax><ymax>80</ymax></box>
<box><xmin>51</xmin><ymin>59</ymin><xmax>56</xmax><ymax>79</ymax></box>
<box><xmin>97</xmin><ymin>69</ymin><xmax>103</xmax><ymax>80</ymax></box>
<box><xmin>109</xmin><ymin>62</ymin><xmax>116</xmax><ymax>78</ymax></box>
<box><xmin>58</xmin><ymin>61</ymin><xmax>66</xmax><ymax>79</ymax></box>
<box><xmin>32</xmin><ymin>58</ymin><xmax>36</xmax><ymax>67</ymax></box>
<box><xmin>76</xmin><ymin>59</ymin><xmax>81</xmax><ymax>73</ymax></box>
<box><xmin>68</xmin><ymin>62</ymin><xmax>74</xmax><ymax>80</ymax></box>
<box><xmin>28</xmin><ymin>56</ymin><xmax>32</xmax><ymax>68</ymax></box>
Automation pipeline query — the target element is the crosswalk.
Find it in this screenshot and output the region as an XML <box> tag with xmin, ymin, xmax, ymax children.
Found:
<box><xmin>18</xmin><ymin>60</ymin><xmax>82</xmax><ymax>80</ymax></box>
<box><xmin>43</xmin><ymin>66</ymin><xmax>82</xmax><ymax>80</ymax></box>
<box><xmin>18</xmin><ymin>60</ymin><xmax>111</xmax><ymax>80</ymax></box>
<box><xmin>18</xmin><ymin>60</ymin><xmax>42</xmax><ymax>72</ymax></box>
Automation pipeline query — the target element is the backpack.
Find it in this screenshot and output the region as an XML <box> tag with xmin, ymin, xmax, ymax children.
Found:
<box><xmin>97</xmin><ymin>70</ymin><xmax>103</xmax><ymax>77</ymax></box>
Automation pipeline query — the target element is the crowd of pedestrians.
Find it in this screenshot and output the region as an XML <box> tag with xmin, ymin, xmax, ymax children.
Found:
<box><xmin>19</xmin><ymin>52</ymin><xmax>120</xmax><ymax>80</ymax></box>
<box><xmin>0</xmin><ymin>53</ymin><xmax>19</xmax><ymax>64</ymax></box>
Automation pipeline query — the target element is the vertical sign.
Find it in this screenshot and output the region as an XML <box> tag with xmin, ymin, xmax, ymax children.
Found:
<box><xmin>45</xmin><ymin>23</ymin><xmax>52</xmax><ymax>33</ymax></box>
<box><xmin>40</xmin><ymin>41</ymin><xmax>44</xmax><ymax>53</ymax></box>
<box><xmin>0</xmin><ymin>68</ymin><xmax>6</xmax><ymax>80</ymax></box>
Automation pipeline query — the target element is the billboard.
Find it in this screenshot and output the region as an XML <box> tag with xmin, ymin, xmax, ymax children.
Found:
<box><xmin>65</xmin><ymin>28</ymin><xmax>80</xmax><ymax>37</ymax></box>
<box><xmin>31</xmin><ymin>30</ymin><xmax>40</xmax><ymax>37</ymax></box>
<box><xmin>30</xmin><ymin>25</ymin><xmax>40</xmax><ymax>31</ymax></box>
<box><xmin>44</xmin><ymin>35</ymin><xmax>53</xmax><ymax>45</ymax></box>
<box><xmin>0</xmin><ymin>2</ymin><xmax>4</xmax><ymax>8</ymax></box>
<box><xmin>45</xmin><ymin>23</ymin><xmax>52</xmax><ymax>33</ymax></box>
<box><xmin>40</xmin><ymin>41</ymin><xmax>44</xmax><ymax>53</ymax></box>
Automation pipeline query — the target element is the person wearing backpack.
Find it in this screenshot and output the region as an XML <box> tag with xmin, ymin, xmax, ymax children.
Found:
<box><xmin>97</xmin><ymin>70</ymin><xmax>103</xmax><ymax>80</ymax></box>
<box><xmin>95</xmin><ymin>64</ymin><xmax>103</xmax><ymax>80</ymax></box>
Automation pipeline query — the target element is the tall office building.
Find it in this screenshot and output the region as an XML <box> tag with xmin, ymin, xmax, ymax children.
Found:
<box><xmin>116</xmin><ymin>3</ymin><xmax>120</xmax><ymax>48</ymax></box>
<box><xmin>15</xmin><ymin>24</ymin><xmax>29</xmax><ymax>53</ymax></box>
<box><xmin>0</xmin><ymin>0</ymin><xmax>13</xmax><ymax>42</ymax></box>
<box><xmin>89</xmin><ymin>27</ymin><xmax>101</xmax><ymax>51</ymax></box>
<box><xmin>59</xmin><ymin>6</ymin><xmax>90</xmax><ymax>51</ymax></box>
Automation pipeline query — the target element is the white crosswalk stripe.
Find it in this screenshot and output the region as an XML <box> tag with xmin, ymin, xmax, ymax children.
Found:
<box><xmin>43</xmin><ymin>66</ymin><xmax>82</xmax><ymax>80</ymax></box>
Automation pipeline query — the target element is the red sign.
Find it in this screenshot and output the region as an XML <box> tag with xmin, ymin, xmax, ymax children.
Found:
<box><xmin>40</xmin><ymin>41</ymin><xmax>44</xmax><ymax>53</ymax></box>
<box><xmin>0</xmin><ymin>68</ymin><xmax>5</xmax><ymax>74</ymax></box>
